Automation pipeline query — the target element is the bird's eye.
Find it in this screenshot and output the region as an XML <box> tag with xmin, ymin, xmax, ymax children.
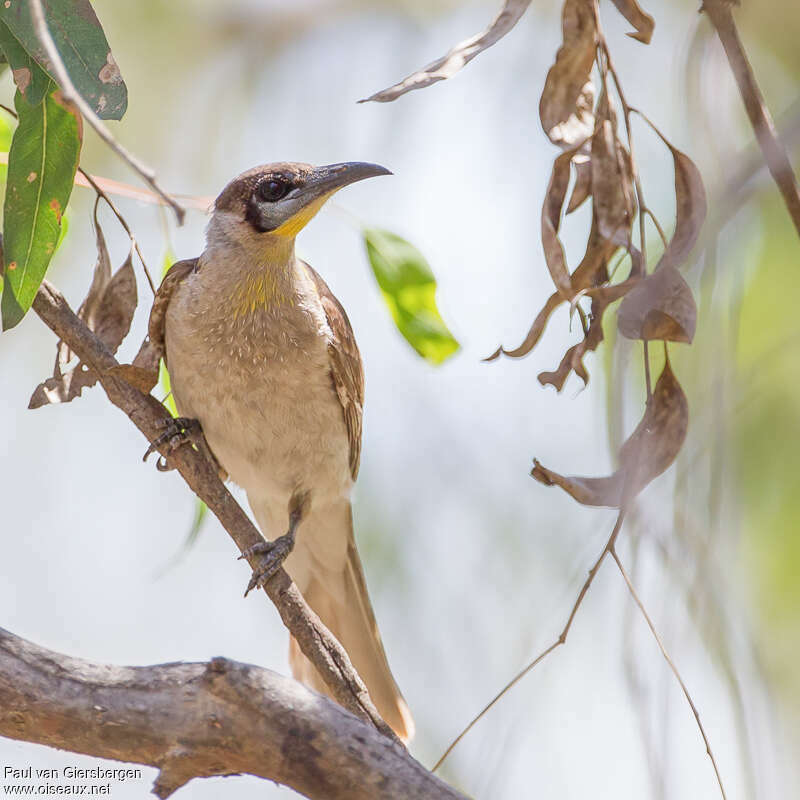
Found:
<box><xmin>258</xmin><ymin>177</ymin><xmax>290</xmax><ymax>202</ymax></box>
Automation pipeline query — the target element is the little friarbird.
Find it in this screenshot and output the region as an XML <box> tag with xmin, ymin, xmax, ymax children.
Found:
<box><xmin>148</xmin><ymin>162</ymin><xmax>413</xmax><ymax>742</ymax></box>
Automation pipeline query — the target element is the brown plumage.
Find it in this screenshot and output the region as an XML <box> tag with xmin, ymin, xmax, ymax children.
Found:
<box><xmin>148</xmin><ymin>162</ymin><xmax>413</xmax><ymax>742</ymax></box>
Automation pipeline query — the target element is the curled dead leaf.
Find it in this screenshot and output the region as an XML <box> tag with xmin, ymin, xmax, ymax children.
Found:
<box><xmin>539</xmin><ymin>0</ymin><xmax>598</xmax><ymax>148</ymax></box>
<box><xmin>488</xmin><ymin>216</ymin><xmax>616</xmax><ymax>363</ymax></box>
<box><xmin>542</xmin><ymin>146</ymin><xmax>586</xmax><ymax>298</ymax></box>
<box><xmin>360</xmin><ymin>0</ymin><xmax>532</xmax><ymax>103</ymax></box>
<box><xmin>29</xmin><ymin>232</ymin><xmax>137</xmax><ymax>409</ymax></box>
<box><xmin>591</xmin><ymin>91</ymin><xmax>634</xmax><ymax>247</ymax></box>
<box><xmin>659</xmin><ymin>143</ymin><xmax>707</xmax><ymax>271</ymax></box>
<box><xmin>532</xmin><ymin>358</ymin><xmax>688</xmax><ymax>505</ymax></box>
<box><xmin>609</xmin><ymin>0</ymin><xmax>655</xmax><ymax>44</ymax></box>
<box><xmin>566</xmin><ymin>155</ymin><xmax>592</xmax><ymax>214</ymax></box>
<box><xmin>638</xmin><ymin>113</ymin><xmax>707</xmax><ymax>270</ymax></box>
<box><xmin>618</xmin><ymin>266</ymin><xmax>696</xmax><ymax>343</ymax></box>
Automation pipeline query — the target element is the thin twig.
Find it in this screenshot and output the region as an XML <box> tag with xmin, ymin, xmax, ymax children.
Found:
<box><xmin>702</xmin><ymin>0</ymin><xmax>800</xmax><ymax>237</ymax></box>
<box><xmin>78</xmin><ymin>167</ymin><xmax>156</xmax><ymax>294</ymax></box>
<box><xmin>611</xmin><ymin>546</ymin><xmax>728</xmax><ymax>800</ymax></box>
<box><xmin>28</xmin><ymin>0</ymin><xmax>186</xmax><ymax>224</ymax></box>
<box><xmin>644</xmin><ymin>208</ymin><xmax>669</xmax><ymax>249</ymax></box>
<box><xmin>432</xmin><ymin>510</ymin><xmax>627</xmax><ymax>772</ymax></box>
<box><xmin>643</xmin><ymin>340</ymin><xmax>652</xmax><ymax>400</ymax></box>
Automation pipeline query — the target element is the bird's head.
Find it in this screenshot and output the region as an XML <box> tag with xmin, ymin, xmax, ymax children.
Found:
<box><xmin>208</xmin><ymin>161</ymin><xmax>391</xmax><ymax>250</ymax></box>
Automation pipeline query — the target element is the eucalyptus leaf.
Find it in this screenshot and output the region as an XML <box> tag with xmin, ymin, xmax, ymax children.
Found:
<box><xmin>0</xmin><ymin>0</ymin><xmax>127</xmax><ymax>120</ymax></box>
<box><xmin>363</xmin><ymin>228</ymin><xmax>459</xmax><ymax>365</ymax></box>
<box><xmin>2</xmin><ymin>86</ymin><xmax>82</xmax><ymax>329</ymax></box>
<box><xmin>0</xmin><ymin>20</ymin><xmax>51</xmax><ymax>105</ymax></box>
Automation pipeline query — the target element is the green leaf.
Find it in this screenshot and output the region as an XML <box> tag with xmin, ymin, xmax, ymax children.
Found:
<box><xmin>363</xmin><ymin>227</ymin><xmax>459</xmax><ymax>365</ymax></box>
<box><xmin>1</xmin><ymin>86</ymin><xmax>82</xmax><ymax>329</ymax></box>
<box><xmin>0</xmin><ymin>0</ymin><xmax>127</xmax><ymax>120</ymax></box>
<box><xmin>0</xmin><ymin>20</ymin><xmax>51</xmax><ymax>105</ymax></box>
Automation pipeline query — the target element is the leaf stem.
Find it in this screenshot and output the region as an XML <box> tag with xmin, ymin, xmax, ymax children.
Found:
<box><xmin>28</xmin><ymin>0</ymin><xmax>186</xmax><ymax>225</ymax></box>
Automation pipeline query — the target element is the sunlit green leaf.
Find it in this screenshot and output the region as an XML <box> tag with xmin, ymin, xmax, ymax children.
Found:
<box><xmin>363</xmin><ymin>227</ymin><xmax>459</xmax><ymax>365</ymax></box>
<box><xmin>1</xmin><ymin>86</ymin><xmax>82</xmax><ymax>330</ymax></box>
<box><xmin>0</xmin><ymin>0</ymin><xmax>127</xmax><ymax>120</ymax></box>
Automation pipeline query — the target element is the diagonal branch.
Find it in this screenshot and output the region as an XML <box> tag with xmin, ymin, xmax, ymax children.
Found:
<box><xmin>702</xmin><ymin>0</ymin><xmax>800</xmax><ymax>237</ymax></box>
<box><xmin>30</xmin><ymin>280</ymin><xmax>397</xmax><ymax>744</ymax></box>
<box><xmin>0</xmin><ymin>627</ymin><xmax>465</xmax><ymax>800</ymax></box>
<box><xmin>28</xmin><ymin>0</ymin><xmax>186</xmax><ymax>224</ymax></box>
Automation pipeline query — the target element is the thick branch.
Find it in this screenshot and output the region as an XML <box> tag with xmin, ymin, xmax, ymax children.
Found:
<box><xmin>0</xmin><ymin>627</ymin><xmax>465</xmax><ymax>800</ymax></box>
<box><xmin>703</xmin><ymin>0</ymin><xmax>800</xmax><ymax>237</ymax></box>
<box><xmin>31</xmin><ymin>280</ymin><xmax>396</xmax><ymax>743</ymax></box>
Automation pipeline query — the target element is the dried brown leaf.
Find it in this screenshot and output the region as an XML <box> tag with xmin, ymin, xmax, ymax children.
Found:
<box><xmin>532</xmin><ymin>359</ymin><xmax>688</xmax><ymax>505</ymax></box>
<box><xmin>638</xmin><ymin>114</ymin><xmax>707</xmax><ymax>270</ymax></box>
<box><xmin>566</xmin><ymin>155</ymin><xmax>592</xmax><ymax>214</ymax></box>
<box><xmin>91</xmin><ymin>248</ymin><xmax>136</xmax><ymax>353</ymax></box>
<box><xmin>618</xmin><ymin>266</ymin><xmax>696</xmax><ymax>343</ymax></box>
<box><xmin>483</xmin><ymin>291</ymin><xmax>562</xmax><ymax>361</ymax></box>
<box><xmin>487</xmin><ymin>215</ymin><xmax>616</xmax><ymax>364</ymax></box>
<box><xmin>539</xmin><ymin>0</ymin><xmax>598</xmax><ymax>148</ymax></box>
<box><xmin>29</xmin><ymin>245</ymin><xmax>137</xmax><ymax>409</ymax></box>
<box><xmin>538</xmin><ymin>293</ymin><xmax>606</xmax><ymax>390</ymax></box>
<box><xmin>591</xmin><ymin>91</ymin><xmax>634</xmax><ymax>247</ymax></box>
<box><xmin>110</xmin><ymin>335</ymin><xmax>162</xmax><ymax>394</ymax></box>
<box><xmin>359</xmin><ymin>0</ymin><xmax>532</xmax><ymax>103</ymax></box>
<box><xmin>107</xmin><ymin>364</ymin><xmax>157</xmax><ymax>394</ymax></box>
<box><xmin>609</xmin><ymin>0</ymin><xmax>655</xmax><ymax>44</ymax></box>
<box><xmin>542</xmin><ymin>147</ymin><xmax>583</xmax><ymax>298</ymax></box>
<box><xmin>659</xmin><ymin>144</ymin><xmax>707</xmax><ymax>270</ymax></box>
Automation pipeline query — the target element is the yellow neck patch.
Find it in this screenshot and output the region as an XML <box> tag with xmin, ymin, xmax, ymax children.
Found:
<box><xmin>231</xmin><ymin>267</ymin><xmax>295</xmax><ymax>318</ymax></box>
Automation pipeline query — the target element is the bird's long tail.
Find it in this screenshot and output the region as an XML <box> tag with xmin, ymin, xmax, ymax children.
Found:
<box><xmin>285</xmin><ymin>501</ymin><xmax>414</xmax><ymax>743</ymax></box>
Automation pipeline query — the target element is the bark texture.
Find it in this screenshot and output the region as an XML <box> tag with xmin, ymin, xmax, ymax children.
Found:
<box><xmin>0</xmin><ymin>627</ymin><xmax>467</xmax><ymax>800</ymax></box>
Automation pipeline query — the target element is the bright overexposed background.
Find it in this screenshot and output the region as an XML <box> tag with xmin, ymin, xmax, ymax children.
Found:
<box><xmin>2</xmin><ymin>1</ymin><xmax>799</xmax><ymax>798</ymax></box>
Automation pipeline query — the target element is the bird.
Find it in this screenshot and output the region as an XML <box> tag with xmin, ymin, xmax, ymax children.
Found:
<box><xmin>147</xmin><ymin>161</ymin><xmax>414</xmax><ymax>742</ymax></box>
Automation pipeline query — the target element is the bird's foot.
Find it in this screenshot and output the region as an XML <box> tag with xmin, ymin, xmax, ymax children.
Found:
<box><xmin>239</xmin><ymin>530</ymin><xmax>297</xmax><ymax>596</ymax></box>
<box><xmin>143</xmin><ymin>417</ymin><xmax>203</xmax><ymax>471</ymax></box>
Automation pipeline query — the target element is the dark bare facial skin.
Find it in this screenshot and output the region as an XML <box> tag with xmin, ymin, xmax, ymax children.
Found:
<box><xmin>214</xmin><ymin>162</ymin><xmax>391</xmax><ymax>235</ymax></box>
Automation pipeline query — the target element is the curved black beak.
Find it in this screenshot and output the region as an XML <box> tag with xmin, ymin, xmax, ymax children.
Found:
<box><xmin>302</xmin><ymin>162</ymin><xmax>392</xmax><ymax>199</ymax></box>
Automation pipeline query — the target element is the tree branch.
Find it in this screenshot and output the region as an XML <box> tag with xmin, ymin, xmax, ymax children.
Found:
<box><xmin>30</xmin><ymin>280</ymin><xmax>398</xmax><ymax>745</ymax></box>
<box><xmin>0</xmin><ymin>627</ymin><xmax>466</xmax><ymax>800</ymax></box>
<box><xmin>702</xmin><ymin>0</ymin><xmax>800</xmax><ymax>237</ymax></box>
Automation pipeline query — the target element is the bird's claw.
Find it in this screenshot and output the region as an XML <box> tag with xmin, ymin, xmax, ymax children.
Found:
<box><xmin>143</xmin><ymin>417</ymin><xmax>202</xmax><ymax>470</ymax></box>
<box><xmin>241</xmin><ymin>532</ymin><xmax>296</xmax><ymax>596</ymax></box>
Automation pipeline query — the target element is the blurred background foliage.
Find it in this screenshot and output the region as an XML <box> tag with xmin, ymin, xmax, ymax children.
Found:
<box><xmin>1</xmin><ymin>0</ymin><xmax>799</xmax><ymax>798</ymax></box>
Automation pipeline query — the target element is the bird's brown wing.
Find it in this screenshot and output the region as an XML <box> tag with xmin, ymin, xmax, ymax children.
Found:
<box><xmin>147</xmin><ymin>258</ymin><xmax>198</xmax><ymax>361</ymax></box>
<box><xmin>303</xmin><ymin>261</ymin><xmax>364</xmax><ymax>480</ymax></box>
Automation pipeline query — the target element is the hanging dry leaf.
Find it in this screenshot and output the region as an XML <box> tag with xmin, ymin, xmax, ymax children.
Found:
<box><xmin>29</xmin><ymin>242</ymin><xmax>137</xmax><ymax>409</ymax></box>
<box><xmin>542</xmin><ymin>146</ymin><xmax>585</xmax><ymax>298</ymax></box>
<box><xmin>360</xmin><ymin>0</ymin><xmax>532</xmax><ymax>103</ymax></box>
<box><xmin>609</xmin><ymin>0</ymin><xmax>655</xmax><ymax>44</ymax></box>
<box><xmin>483</xmin><ymin>291</ymin><xmax>562</xmax><ymax>361</ymax></box>
<box><xmin>658</xmin><ymin>144</ymin><xmax>707</xmax><ymax>271</ymax></box>
<box><xmin>567</xmin><ymin>155</ymin><xmax>593</xmax><ymax>214</ymax></box>
<box><xmin>532</xmin><ymin>358</ymin><xmax>688</xmax><ymax>505</ymax></box>
<box><xmin>487</xmin><ymin>216</ymin><xmax>616</xmax><ymax>362</ymax></box>
<box><xmin>106</xmin><ymin>335</ymin><xmax>162</xmax><ymax>394</ymax></box>
<box><xmin>591</xmin><ymin>91</ymin><xmax>634</xmax><ymax>247</ymax></box>
<box><xmin>638</xmin><ymin>114</ymin><xmax>707</xmax><ymax>270</ymax></box>
<box><xmin>539</xmin><ymin>0</ymin><xmax>598</xmax><ymax>149</ymax></box>
<box><xmin>618</xmin><ymin>266</ymin><xmax>696</xmax><ymax>343</ymax></box>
